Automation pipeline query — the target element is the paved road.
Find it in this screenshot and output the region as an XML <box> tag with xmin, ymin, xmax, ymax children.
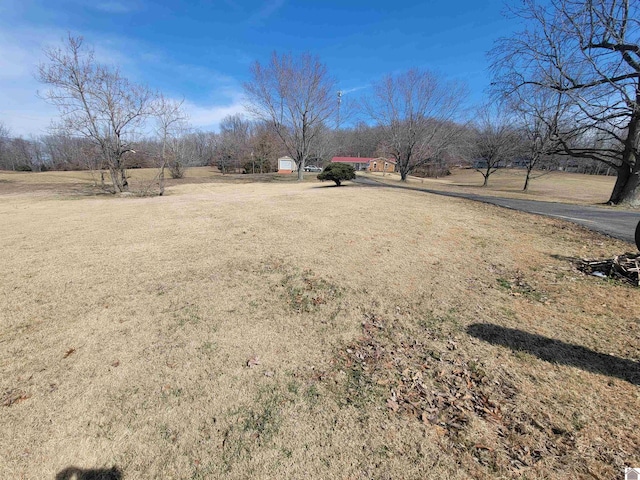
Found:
<box><xmin>354</xmin><ymin>176</ymin><xmax>640</xmax><ymax>245</ymax></box>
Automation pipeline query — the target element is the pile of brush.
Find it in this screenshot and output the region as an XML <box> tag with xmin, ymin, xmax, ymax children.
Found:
<box><xmin>578</xmin><ymin>253</ymin><xmax>640</xmax><ymax>286</ymax></box>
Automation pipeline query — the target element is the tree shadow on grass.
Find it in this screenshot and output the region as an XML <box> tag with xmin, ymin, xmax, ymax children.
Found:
<box><xmin>310</xmin><ymin>183</ymin><xmax>358</xmax><ymax>189</ymax></box>
<box><xmin>467</xmin><ymin>323</ymin><xmax>640</xmax><ymax>386</ymax></box>
<box><xmin>55</xmin><ymin>466</ymin><xmax>123</xmax><ymax>480</ymax></box>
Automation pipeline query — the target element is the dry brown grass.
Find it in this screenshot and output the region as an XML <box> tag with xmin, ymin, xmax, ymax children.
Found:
<box><xmin>364</xmin><ymin>168</ymin><xmax>618</xmax><ymax>205</ymax></box>
<box><xmin>0</xmin><ymin>167</ymin><xmax>316</xmax><ymax>199</ymax></box>
<box><xmin>0</xmin><ymin>173</ymin><xmax>638</xmax><ymax>479</ymax></box>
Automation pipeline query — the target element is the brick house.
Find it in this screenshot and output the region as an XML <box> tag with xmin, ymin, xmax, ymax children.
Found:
<box><xmin>331</xmin><ymin>156</ymin><xmax>396</xmax><ymax>173</ymax></box>
<box><xmin>368</xmin><ymin>158</ymin><xmax>397</xmax><ymax>173</ymax></box>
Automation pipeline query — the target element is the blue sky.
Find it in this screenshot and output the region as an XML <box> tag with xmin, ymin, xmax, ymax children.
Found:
<box><xmin>0</xmin><ymin>0</ymin><xmax>521</xmax><ymax>135</ymax></box>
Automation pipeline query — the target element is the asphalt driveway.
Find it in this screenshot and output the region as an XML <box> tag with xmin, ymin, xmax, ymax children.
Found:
<box><xmin>354</xmin><ymin>176</ymin><xmax>640</xmax><ymax>245</ymax></box>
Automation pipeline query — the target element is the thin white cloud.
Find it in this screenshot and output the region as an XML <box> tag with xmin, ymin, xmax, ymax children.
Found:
<box><xmin>248</xmin><ymin>0</ymin><xmax>285</xmax><ymax>25</ymax></box>
<box><xmin>0</xmin><ymin>27</ymin><xmax>68</xmax><ymax>135</ymax></box>
<box><xmin>341</xmin><ymin>84</ymin><xmax>371</xmax><ymax>95</ymax></box>
<box><xmin>0</xmin><ymin>18</ymin><xmax>249</xmax><ymax>136</ymax></box>
<box><xmin>0</xmin><ymin>41</ymin><xmax>32</xmax><ymax>80</ymax></box>
<box><xmin>183</xmin><ymin>100</ymin><xmax>247</xmax><ymax>131</ymax></box>
<box><xmin>164</xmin><ymin>62</ymin><xmax>239</xmax><ymax>89</ymax></box>
<box><xmin>0</xmin><ymin>105</ymin><xmax>58</xmax><ymax>137</ymax></box>
<box><xmin>92</xmin><ymin>1</ymin><xmax>140</xmax><ymax>13</ymax></box>
<box><xmin>0</xmin><ymin>23</ymin><xmax>160</xmax><ymax>135</ymax></box>
<box><xmin>0</xmin><ymin>26</ymin><xmax>131</xmax><ymax>135</ymax></box>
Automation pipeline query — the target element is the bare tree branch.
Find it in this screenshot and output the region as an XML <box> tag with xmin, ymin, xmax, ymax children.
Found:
<box><xmin>244</xmin><ymin>52</ymin><xmax>338</xmax><ymax>180</ymax></box>
<box><xmin>37</xmin><ymin>34</ymin><xmax>156</xmax><ymax>192</ymax></box>
<box><xmin>363</xmin><ymin>69</ymin><xmax>466</xmax><ymax>181</ymax></box>
<box><xmin>491</xmin><ymin>0</ymin><xmax>640</xmax><ymax>205</ymax></box>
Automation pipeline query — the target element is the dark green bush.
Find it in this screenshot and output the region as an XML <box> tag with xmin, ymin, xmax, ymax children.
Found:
<box><xmin>317</xmin><ymin>163</ymin><xmax>356</xmax><ymax>186</ymax></box>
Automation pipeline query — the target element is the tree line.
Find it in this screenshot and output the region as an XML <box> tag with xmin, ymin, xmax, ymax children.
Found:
<box><xmin>1</xmin><ymin>110</ymin><xmax>593</xmax><ymax>187</ymax></box>
<box><xmin>2</xmin><ymin>0</ymin><xmax>637</xmax><ymax>205</ymax></box>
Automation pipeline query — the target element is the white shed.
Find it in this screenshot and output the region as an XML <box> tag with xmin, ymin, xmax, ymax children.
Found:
<box><xmin>277</xmin><ymin>156</ymin><xmax>297</xmax><ymax>174</ymax></box>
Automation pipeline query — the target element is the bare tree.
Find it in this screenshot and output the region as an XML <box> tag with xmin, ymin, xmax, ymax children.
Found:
<box><xmin>8</xmin><ymin>137</ymin><xmax>32</xmax><ymax>171</ymax></box>
<box><xmin>214</xmin><ymin>114</ymin><xmax>252</xmax><ymax>174</ymax></box>
<box><xmin>153</xmin><ymin>95</ymin><xmax>190</xmax><ymax>194</ymax></box>
<box><xmin>168</xmin><ymin>132</ymin><xmax>196</xmax><ymax>179</ymax></box>
<box><xmin>244</xmin><ymin>52</ymin><xmax>338</xmax><ymax>180</ymax></box>
<box><xmin>307</xmin><ymin>124</ymin><xmax>337</xmax><ymax>167</ymax></box>
<box><xmin>333</xmin><ymin>123</ymin><xmax>377</xmax><ymax>159</ymax></box>
<box><xmin>248</xmin><ymin>125</ymin><xmax>280</xmax><ymax>173</ymax></box>
<box><xmin>505</xmin><ymin>86</ymin><xmax>569</xmax><ymax>190</ymax></box>
<box><xmin>185</xmin><ymin>130</ymin><xmax>217</xmax><ymax>167</ymax></box>
<box><xmin>364</xmin><ymin>69</ymin><xmax>466</xmax><ymax>181</ymax></box>
<box><xmin>0</xmin><ymin>136</ymin><xmax>46</xmax><ymax>171</ymax></box>
<box><xmin>472</xmin><ymin>105</ymin><xmax>523</xmax><ymax>187</ymax></box>
<box><xmin>11</xmin><ymin>137</ymin><xmax>48</xmax><ymax>171</ymax></box>
<box><xmin>492</xmin><ymin>0</ymin><xmax>640</xmax><ymax>205</ymax></box>
<box><xmin>37</xmin><ymin>35</ymin><xmax>156</xmax><ymax>192</ymax></box>
<box><xmin>0</xmin><ymin>122</ymin><xmax>12</xmax><ymax>170</ymax></box>
<box><xmin>43</xmin><ymin>134</ymin><xmax>99</xmax><ymax>171</ymax></box>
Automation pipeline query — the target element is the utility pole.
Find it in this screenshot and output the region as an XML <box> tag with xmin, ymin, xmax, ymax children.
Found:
<box><xmin>337</xmin><ymin>91</ymin><xmax>342</xmax><ymax>130</ymax></box>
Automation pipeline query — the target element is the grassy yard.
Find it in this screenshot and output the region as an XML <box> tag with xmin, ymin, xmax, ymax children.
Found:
<box><xmin>363</xmin><ymin>168</ymin><xmax>619</xmax><ymax>205</ymax></box>
<box><xmin>0</xmin><ymin>167</ymin><xmax>319</xmax><ymax>198</ymax></box>
<box><xmin>0</xmin><ymin>171</ymin><xmax>638</xmax><ymax>479</ymax></box>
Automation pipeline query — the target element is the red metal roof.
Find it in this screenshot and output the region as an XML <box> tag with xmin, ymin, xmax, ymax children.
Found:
<box><xmin>331</xmin><ymin>156</ymin><xmax>396</xmax><ymax>164</ymax></box>
<box><xmin>331</xmin><ymin>157</ymin><xmax>374</xmax><ymax>163</ymax></box>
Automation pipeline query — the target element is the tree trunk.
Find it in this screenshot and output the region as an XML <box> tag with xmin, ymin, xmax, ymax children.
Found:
<box><xmin>109</xmin><ymin>168</ymin><xmax>121</xmax><ymax>193</ymax></box>
<box><xmin>617</xmin><ymin>165</ymin><xmax>640</xmax><ymax>207</ymax></box>
<box><xmin>120</xmin><ymin>168</ymin><xmax>129</xmax><ymax>190</ymax></box>
<box><xmin>297</xmin><ymin>164</ymin><xmax>304</xmax><ymax>181</ymax></box>
<box><xmin>607</xmin><ymin>165</ymin><xmax>631</xmax><ymax>204</ymax></box>
<box><xmin>482</xmin><ymin>165</ymin><xmax>492</xmax><ymax>187</ymax></box>
<box><xmin>523</xmin><ymin>167</ymin><xmax>532</xmax><ymax>191</ymax></box>
<box><xmin>159</xmin><ymin>166</ymin><xmax>165</xmax><ymax>196</ymax></box>
<box><xmin>611</xmin><ymin>89</ymin><xmax>640</xmax><ymax>206</ymax></box>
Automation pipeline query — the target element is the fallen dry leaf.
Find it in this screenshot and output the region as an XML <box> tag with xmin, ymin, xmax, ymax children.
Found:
<box><xmin>474</xmin><ymin>444</ymin><xmax>495</xmax><ymax>452</ymax></box>
<box><xmin>3</xmin><ymin>392</ymin><xmax>31</xmax><ymax>407</ymax></box>
<box><xmin>433</xmin><ymin>425</ymin><xmax>447</xmax><ymax>436</ymax></box>
<box><xmin>247</xmin><ymin>355</ymin><xmax>260</xmax><ymax>368</ymax></box>
<box><xmin>421</xmin><ymin>411</ymin><xmax>438</xmax><ymax>425</ymax></box>
<box><xmin>386</xmin><ymin>398</ymin><xmax>399</xmax><ymax>412</ymax></box>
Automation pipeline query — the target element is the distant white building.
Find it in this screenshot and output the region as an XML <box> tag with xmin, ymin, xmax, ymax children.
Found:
<box><xmin>277</xmin><ymin>156</ymin><xmax>297</xmax><ymax>174</ymax></box>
